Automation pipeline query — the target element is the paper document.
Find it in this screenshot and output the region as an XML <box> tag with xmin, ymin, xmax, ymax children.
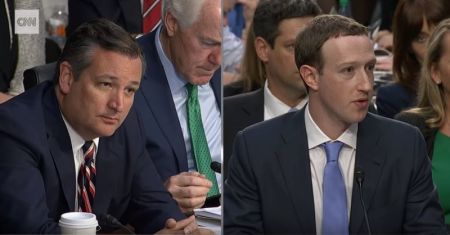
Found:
<box><xmin>194</xmin><ymin>206</ymin><xmax>221</xmax><ymax>220</ymax></box>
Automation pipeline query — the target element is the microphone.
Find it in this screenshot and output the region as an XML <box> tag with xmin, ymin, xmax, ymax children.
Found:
<box><xmin>97</xmin><ymin>214</ymin><xmax>135</xmax><ymax>234</ymax></box>
<box><xmin>210</xmin><ymin>161</ymin><xmax>221</xmax><ymax>173</ymax></box>
<box><xmin>354</xmin><ymin>167</ymin><xmax>371</xmax><ymax>235</ymax></box>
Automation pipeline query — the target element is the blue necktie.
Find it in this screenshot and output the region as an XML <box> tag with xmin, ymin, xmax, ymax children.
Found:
<box><xmin>322</xmin><ymin>141</ymin><xmax>348</xmax><ymax>235</ymax></box>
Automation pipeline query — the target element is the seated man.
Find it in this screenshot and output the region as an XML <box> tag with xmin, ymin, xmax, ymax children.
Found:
<box><xmin>0</xmin><ymin>19</ymin><xmax>197</xmax><ymax>234</ymax></box>
<box><xmin>224</xmin><ymin>14</ymin><xmax>446</xmax><ymax>234</ymax></box>
<box><xmin>135</xmin><ymin>0</ymin><xmax>222</xmax><ymax>213</ymax></box>
<box><xmin>223</xmin><ymin>0</ymin><xmax>321</xmax><ymax>175</ymax></box>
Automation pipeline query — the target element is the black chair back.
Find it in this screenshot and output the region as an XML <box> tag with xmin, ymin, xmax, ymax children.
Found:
<box><xmin>23</xmin><ymin>62</ymin><xmax>56</xmax><ymax>91</ymax></box>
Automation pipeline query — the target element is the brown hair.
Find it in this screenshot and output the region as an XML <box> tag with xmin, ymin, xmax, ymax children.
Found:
<box><xmin>295</xmin><ymin>14</ymin><xmax>368</xmax><ymax>73</ymax></box>
<box><xmin>241</xmin><ymin>23</ymin><xmax>265</xmax><ymax>92</ymax></box>
<box><xmin>392</xmin><ymin>0</ymin><xmax>450</xmax><ymax>93</ymax></box>
<box><xmin>239</xmin><ymin>0</ymin><xmax>321</xmax><ymax>92</ymax></box>
<box><xmin>56</xmin><ymin>19</ymin><xmax>144</xmax><ymax>82</ymax></box>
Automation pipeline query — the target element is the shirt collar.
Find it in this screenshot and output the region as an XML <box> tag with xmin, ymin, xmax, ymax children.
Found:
<box><xmin>304</xmin><ymin>104</ymin><xmax>357</xmax><ymax>150</ymax></box>
<box><xmin>264</xmin><ymin>80</ymin><xmax>308</xmax><ymax>118</ymax></box>
<box><xmin>61</xmin><ymin>113</ymin><xmax>99</xmax><ymax>156</ymax></box>
<box><xmin>155</xmin><ymin>26</ymin><xmax>187</xmax><ymax>94</ymax></box>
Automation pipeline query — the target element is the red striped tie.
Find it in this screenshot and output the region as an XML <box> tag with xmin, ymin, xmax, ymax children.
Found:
<box><xmin>78</xmin><ymin>141</ymin><xmax>96</xmax><ymax>213</ymax></box>
<box><xmin>143</xmin><ymin>0</ymin><xmax>162</xmax><ymax>33</ymax></box>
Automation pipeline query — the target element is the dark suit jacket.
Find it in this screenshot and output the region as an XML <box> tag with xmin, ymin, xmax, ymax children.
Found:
<box><xmin>395</xmin><ymin>111</ymin><xmax>437</xmax><ymax>158</ymax></box>
<box><xmin>376</xmin><ymin>83</ymin><xmax>416</xmax><ymax>119</ymax></box>
<box><xmin>0</xmin><ymin>0</ymin><xmax>17</xmax><ymax>92</ymax></box>
<box><xmin>223</xmin><ymin>89</ymin><xmax>263</xmax><ymax>177</ymax></box>
<box><xmin>0</xmin><ymin>82</ymin><xmax>184</xmax><ymax>234</ymax></box>
<box><xmin>224</xmin><ymin>108</ymin><xmax>446</xmax><ymax>234</ymax></box>
<box><xmin>67</xmin><ymin>0</ymin><xmax>142</xmax><ymax>35</ymax></box>
<box><xmin>134</xmin><ymin>29</ymin><xmax>221</xmax><ymax>182</ymax></box>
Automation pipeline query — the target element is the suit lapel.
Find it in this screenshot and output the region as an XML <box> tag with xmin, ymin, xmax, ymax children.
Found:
<box><xmin>139</xmin><ymin>31</ymin><xmax>188</xmax><ymax>170</ymax></box>
<box><xmin>93</xmin><ymin>138</ymin><xmax>121</xmax><ymax>214</ymax></box>
<box><xmin>276</xmin><ymin>109</ymin><xmax>316</xmax><ymax>233</ymax></box>
<box><xmin>241</xmin><ymin>89</ymin><xmax>264</xmax><ymax>123</ymax></box>
<box><xmin>210</xmin><ymin>70</ymin><xmax>222</xmax><ymax>111</ymax></box>
<box><xmin>349</xmin><ymin>114</ymin><xmax>386</xmax><ymax>233</ymax></box>
<box><xmin>44</xmin><ymin>88</ymin><xmax>76</xmax><ymax>211</ymax></box>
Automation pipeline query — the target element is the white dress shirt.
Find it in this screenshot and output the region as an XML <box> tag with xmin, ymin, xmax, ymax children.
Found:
<box><xmin>305</xmin><ymin>105</ymin><xmax>357</xmax><ymax>235</ymax></box>
<box><xmin>155</xmin><ymin>27</ymin><xmax>222</xmax><ymax>189</ymax></box>
<box><xmin>264</xmin><ymin>80</ymin><xmax>308</xmax><ymax>120</ymax></box>
<box><xmin>61</xmin><ymin>114</ymin><xmax>99</xmax><ymax>211</ymax></box>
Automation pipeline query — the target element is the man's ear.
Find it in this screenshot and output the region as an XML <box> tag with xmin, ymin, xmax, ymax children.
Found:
<box><xmin>164</xmin><ymin>11</ymin><xmax>178</xmax><ymax>37</ymax></box>
<box><xmin>299</xmin><ymin>65</ymin><xmax>319</xmax><ymax>91</ymax></box>
<box><xmin>58</xmin><ymin>61</ymin><xmax>74</xmax><ymax>95</ymax></box>
<box><xmin>254</xmin><ymin>37</ymin><xmax>270</xmax><ymax>63</ymax></box>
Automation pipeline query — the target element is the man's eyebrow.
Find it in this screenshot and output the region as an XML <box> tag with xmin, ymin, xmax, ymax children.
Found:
<box><xmin>200</xmin><ymin>36</ymin><xmax>221</xmax><ymax>46</ymax></box>
<box><xmin>95</xmin><ymin>75</ymin><xmax>140</xmax><ymax>86</ymax></box>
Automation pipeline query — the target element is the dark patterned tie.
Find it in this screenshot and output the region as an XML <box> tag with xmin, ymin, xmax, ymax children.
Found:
<box><xmin>186</xmin><ymin>84</ymin><xmax>220</xmax><ymax>197</ymax></box>
<box><xmin>143</xmin><ymin>0</ymin><xmax>161</xmax><ymax>33</ymax></box>
<box><xmin>322</xmin><ymin>141</ymin><xmax>348</xmax><ymax>235</ymax></box>
<box><xmin>78</xmin><ymin>141</ymin><xmax>96</xmax><ymax>212</ymax></box>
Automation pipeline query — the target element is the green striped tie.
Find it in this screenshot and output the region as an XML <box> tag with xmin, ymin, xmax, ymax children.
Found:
<box><xmin>186</xmin><ymin>84</ymin><xmax>220</xmax><ymax>197</ymax></box>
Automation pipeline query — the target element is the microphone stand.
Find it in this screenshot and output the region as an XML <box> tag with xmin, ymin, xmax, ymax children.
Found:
<box><xmin>355</xmin><ymin>168</ymin><xmax>372</xmax><ymax>235</ymax></box>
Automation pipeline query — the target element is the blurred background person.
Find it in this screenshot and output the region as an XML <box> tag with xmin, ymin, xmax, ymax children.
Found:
<box><xmin>0</xmin><ymin>0</ymin><xmax>17</xmax><ymax>103</ymax></box>
<box><xmin>223</xmin><ymin>0</ymin><xmax>321</xmax><ymax>175</ymax></box>
<box><xmin>376</xmin><ymin>0</ymin><xmax>450</xmax><ymax>118</ymax></box>
<box><xmin>223</xmin><ymin>0</ymin><xmax>244</xmax><ymax>85</ymax></box>
<box><xmin>0</xmin><ymin>0</ymin><xmax>45</xmax><ymax>104</ymax></box>
<box><xmin>223</xmin><ymin>22</ymin><xmax>261</xmax><ymax>96</ymax></box>
<box><xmin>67</xmin><ymin>0</ymin><xmax>162</xmax><ymax>36</ymax></box>
<box><xmin>396</xmin><ymin>18</ymin><xmax>450</xmax><ymax>229</ymax></box>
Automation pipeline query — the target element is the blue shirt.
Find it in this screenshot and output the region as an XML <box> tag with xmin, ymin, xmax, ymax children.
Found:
<box><xmin>155</xmin><ymin>27</ymin><xmax>222</xmax><ymax>187</ymax></box>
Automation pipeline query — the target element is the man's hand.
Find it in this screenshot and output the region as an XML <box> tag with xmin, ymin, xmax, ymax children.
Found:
<box><xmin>156</xmin><ymin>216</ymin><xmax>215</xmax><ymax>235</ymax></box>
<box><xmin>156</xmin><ymin>215</ymin><xmax>198</xmax><ymax>234</ymax></box>
<box><xmin>0</xmin><ymin>92</ymin><xmax>13</xmax><ymax>104</ymax></box>
<box><xmin>165</xmin><ymin>172</ymin><xmax>212</xmax><ymax>213</ymax></box>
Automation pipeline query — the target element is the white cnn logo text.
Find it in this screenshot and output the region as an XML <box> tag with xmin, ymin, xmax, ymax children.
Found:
<box><xmin>15</xmin><ymin>9</ymin><xmax>39</xmax><ymax>34</ymax></box>
<box><xmin>17</xmin><ymin>17</ymin><xmax>36</xmax><ymax>27</ymax></box>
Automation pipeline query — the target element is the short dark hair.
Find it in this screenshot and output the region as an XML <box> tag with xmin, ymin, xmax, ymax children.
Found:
<box><xmin>253</xmin><ymin>0</ymin><xmax>322</xmax><ymax>48</ymax></box>
<box><xmin>55</xmin><ymin>19</ymin><xmax>145</xmax><ymax>82</ymax></box>
<box><xmin>295</xmin><ymin>14</ymin><xmax>368</xmax><ymax>72</ymax></box>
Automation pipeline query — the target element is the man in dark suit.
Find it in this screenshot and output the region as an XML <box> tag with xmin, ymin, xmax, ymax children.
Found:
<box><xmin>224</xmin><ymin>15</ymin><xmax>446</xmax><ymax>234</ymax></box>
<box><xmin>134</xmin><ymin>0</ymin><xmax>222</xmax><ymax>213</ymax></box>
<box><xmin>0</xmin><ymin>19</ymin><xmax>199</xmax><ymax>234</ymax></box>
<box><xmin>0</xmin><ymin>0</ymin><xmax>17</xmax><ymax>103</ymax></box>
<box><xmin>223</xmin><ymin>0</ymin><xmax>321</xmax><ymax>176</ymax></box>
<box><xmin>67</xmin><ymin>0</ymin><xmax>142</xmax><ymax>35</ymax></box>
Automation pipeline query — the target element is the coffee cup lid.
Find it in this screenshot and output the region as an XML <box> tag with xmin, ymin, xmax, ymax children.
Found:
<box><xmin>59</xmin><ymin>212</ymin><xmax>98</xmax><ymax>229</ymax></box>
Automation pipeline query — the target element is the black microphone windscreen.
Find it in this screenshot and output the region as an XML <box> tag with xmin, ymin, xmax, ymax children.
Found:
<box><xmin>210</xmin><ymin>161</ymin><xmax>222</xmax><ymax>173</ymax></box>
<box><xmin>354</xmin><ymin>166</ymin><xmax>365</xmax><ymax>183</ymax></box>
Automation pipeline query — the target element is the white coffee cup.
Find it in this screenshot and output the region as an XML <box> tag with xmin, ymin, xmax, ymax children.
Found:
<box><xmin>59</xmin><ymin>212</ymin><xmax>99</xmax><ymax>235</ymax></box>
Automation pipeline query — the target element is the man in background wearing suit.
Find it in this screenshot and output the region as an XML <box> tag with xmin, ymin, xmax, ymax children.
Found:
<box><xmin>224</xmin><ymin>15</ymin><xmax>446</xmax><ymax>234</ymax></box>
<box><xmin>223</xmin><ymin>0</ymin><xmax>321</xmax><ymax>176</ymax></box>
<box><xmin>0</xmin><ymin>0</ymin><xmax>17</xmax><ymax>103</ymax></box>
<box><xmin>67</xmin><ymin>0</ymin><xmax>142</xmax><ymax>35</ymax></box>
<box><xmin>134</xmin><ymin>0</ymin><xmax>222</xmax><ymax>213</ymax></box>
<box><xmin>0</xmin><ymin>19</ymin><xmax>199</xmax><ymax>234</ymax></box>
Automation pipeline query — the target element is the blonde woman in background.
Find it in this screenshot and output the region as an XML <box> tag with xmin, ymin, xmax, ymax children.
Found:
<box><xmin>396</xmin><ymin>18</ymin><xmax>450</xmax><ymax>228</ymax></box>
